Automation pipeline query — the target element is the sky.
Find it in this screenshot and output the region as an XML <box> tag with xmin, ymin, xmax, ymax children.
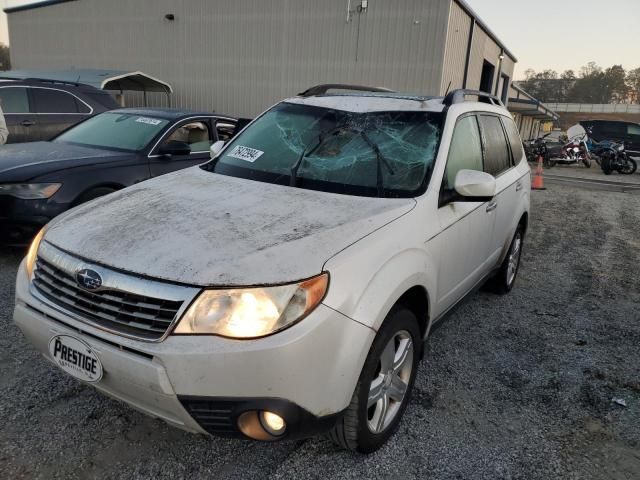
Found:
<box><xmin>1</xmin><ymin>0</ymin><xmax>639</xmax><ymax>80</ymax></box>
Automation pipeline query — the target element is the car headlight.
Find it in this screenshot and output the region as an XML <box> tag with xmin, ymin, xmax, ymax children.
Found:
<box><xmin>25</xmin><ymin>227</ymin><xmax>46</xmax><ymax>278</ymax></box>
<box><xmin>174</xmin><ymin>273</ymin><xmax>329</xmax><ymax>338</ymax></box>
<box><xmin>0</xmin><ymin>183</ymin><xmax>62</xmax><ymax>199</ymax></box>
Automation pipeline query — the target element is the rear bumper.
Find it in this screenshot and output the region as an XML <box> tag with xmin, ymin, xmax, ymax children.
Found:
<box><xmin>13</xmin><ymin>260</ymin><xmax>375</xmax><ymax>439</ymax></box>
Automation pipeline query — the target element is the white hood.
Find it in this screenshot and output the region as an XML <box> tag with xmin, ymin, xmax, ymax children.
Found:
<box><xmin>45</xmin><ymin>168</ymin><xmax>415</xmax><ymax>286</ymax></box>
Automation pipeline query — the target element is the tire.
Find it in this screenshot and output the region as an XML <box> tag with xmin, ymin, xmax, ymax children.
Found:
<box><xmin>73</xmin><ymin>187</ymin><xmax>117</xmax><ymax>206</ymax></box>
<box><xmin>618</xmin><ymin>157</ymin><xmax>637</xmax><ymax>175</ymax></box>
<box><xmin>601</xmin><ymin>156</ymin><xmax>613</xmax><ymax>175</ymax></box>
<box><xmin>543</xmin><ymin>158</ymin><xmax>557</xmax><ymax>168</ymax></box>
<box><xmin>329</xmin><ymin>306</ymin><xmax>421</xmax><ymax>453</ymax></box>
<box><xmin>485</xmin><ymin>227</ymin><xmax>524</xmax><ymax>295</ymax></box>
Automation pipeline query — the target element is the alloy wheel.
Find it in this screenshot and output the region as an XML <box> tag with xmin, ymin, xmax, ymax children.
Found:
<box><xmin>366</xmin><ymin>330</ymin><xmax>414</xmax><ymax>434</ymax></box>
<box><xmin>507</xmin><ymin>233</ymin><xmax>522</xmax><ymax>287</ymax></box>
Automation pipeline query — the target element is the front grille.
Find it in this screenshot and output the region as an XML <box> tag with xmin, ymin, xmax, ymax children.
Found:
<box><xmin>180</xmin><ymin>399</ymin><xmax>239</xmax><ymax>436</ymax></box>
<box><xmin>32</xmin><ymin>257</ymin><xmax>184</xmax><ymax>340</ymax></box>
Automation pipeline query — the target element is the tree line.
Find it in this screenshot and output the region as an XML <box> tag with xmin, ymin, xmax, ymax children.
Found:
<box><xmin>519</xmin><ymin>63</ymin><xmax>640</xmax><ymax>105</ymax></box>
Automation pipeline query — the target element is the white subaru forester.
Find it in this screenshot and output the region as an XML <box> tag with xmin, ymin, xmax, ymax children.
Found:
<box><xmin>14</xmin><ymin>85</ymin><xmax>530</xmax><ymax>453</ymax></box>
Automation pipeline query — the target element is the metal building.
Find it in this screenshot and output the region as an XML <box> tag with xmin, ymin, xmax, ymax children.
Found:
<box><xmin>6</xmin><ymin>0</ymin><xmax>517</xmax><ymax>118</ymax></box>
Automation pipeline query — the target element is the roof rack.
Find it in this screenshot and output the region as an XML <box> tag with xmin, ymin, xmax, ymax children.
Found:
<box><xmin>299</xmin><ymin>84</ymin><xmax>395</xmax><ymax>97</ymax></box>
<box><xmin>444</xmin><ymin>89</ymin><xmax>504</xmax><ymax>107</ymax></box>
<box><xmin>0</xmin><ymin>76</ymin><xmax>83</xmax><ymax>87</ymax></box>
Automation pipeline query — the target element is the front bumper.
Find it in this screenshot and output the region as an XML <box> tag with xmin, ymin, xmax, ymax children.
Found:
<box><xmin>13</xmin><ymin>260</ymin><xmax>375</xmax><ymax>439</ymax></box>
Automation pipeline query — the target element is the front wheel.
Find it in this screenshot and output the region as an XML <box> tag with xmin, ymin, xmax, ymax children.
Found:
<box><xmin>618</xmin><ymin>156</ymin><xmax>637</xmax><ymax>175</ymax></box>
<box><xmin>329</xmin><ymin>307</ymin><xmax>420</xmax><ymax>453</ymax></box>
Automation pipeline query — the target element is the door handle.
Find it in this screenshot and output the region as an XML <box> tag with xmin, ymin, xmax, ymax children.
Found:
<box><xmin>486</xmin><ymin>201</ymin><xmax>497</xmax><ymax>213</ymax></box>
<box><xmin>516</xmin><ymin>181</ymin><xmax>523</xmax><ymax>192</ymax></box>
<box><xmin>21</xmin><ymin>120</ymin><xmax>35</xmax><ymax>127</ymax></box>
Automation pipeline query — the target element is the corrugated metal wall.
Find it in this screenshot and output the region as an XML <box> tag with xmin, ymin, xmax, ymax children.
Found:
<box><xmin>440</xmin><ymin>0</ymin><xmax>471</xmax><ymax>95</ymax></box>
<box><xmin>8</xmin><ymin>0</ymin><xmax>451</xmax><ymax>117</ymax></box>
<box><xmin>439</xmin><ymin>1</ymin><xmax>515</xmax><ymax>99</ymax></box>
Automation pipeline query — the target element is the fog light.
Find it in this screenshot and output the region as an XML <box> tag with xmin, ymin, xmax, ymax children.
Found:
<box><xmin>260</xmin><ymin>411</ymin><xmax>286</xmax><ymax>436</ymax></box>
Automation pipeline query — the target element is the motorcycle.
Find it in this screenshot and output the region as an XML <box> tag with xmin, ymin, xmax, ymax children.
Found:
<box><xmin>545</xmin><ymin>132</ymin><xmax>592</xmax><ymax>168</ymax></box>
<box><xmin>524</xmin><ymin>134</ymin><xmax>550</xmax><ymax>163</ymax></box>
<box><xmin>597</xmin><ymin>141</ymin><xmax>637</xmax><ymax>175</ymax></box>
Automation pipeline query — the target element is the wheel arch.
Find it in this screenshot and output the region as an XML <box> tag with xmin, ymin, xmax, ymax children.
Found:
<box><xmin>325</xmin><ymin>247</ymin><xmax>436</xmax><ymax>339</ymax></box>
<box><xmin>72</xmin><ymin>182</ymin><xmax>125</xmax><ymax>206</ymax></box>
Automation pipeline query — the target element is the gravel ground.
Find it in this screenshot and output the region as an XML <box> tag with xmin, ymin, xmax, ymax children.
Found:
<box><xmin>541</xmin><ymin>162</ymin><xmax>640</xmax><ymax>185</ymax></box>
<box><xmin>1</xmin><ymin>181</ymin><xmax>639</xmax><ymax>479</ymax></box>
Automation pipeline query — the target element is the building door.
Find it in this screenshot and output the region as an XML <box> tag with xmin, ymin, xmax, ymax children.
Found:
<box><xmin>480</xmin><ymin>61</ymin><xmax>495</xmax><ymax>94</ymax></box>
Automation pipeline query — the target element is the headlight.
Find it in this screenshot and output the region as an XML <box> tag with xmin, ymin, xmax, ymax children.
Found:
<box><xmin>174</xmin><ymin>273</ymin><xmax>329</xmax><ymax>338</ymax></box>
<box><xmin>25</xmin><ymin>227</ymin><xmax>46</xmax><ymax>278</ymax></box>
<box><xmin>0</xmin><ymin>183</ymin><xmax>62</xmax><ymax>199</ymax></box>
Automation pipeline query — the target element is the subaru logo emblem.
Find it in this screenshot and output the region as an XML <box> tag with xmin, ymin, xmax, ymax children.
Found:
<box><xmin>76</xmin><ymin>269</ymin><xmax>103</xmax><ymax>291</ymax></box>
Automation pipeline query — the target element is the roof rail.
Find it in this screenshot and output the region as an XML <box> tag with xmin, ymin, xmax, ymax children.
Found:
<box><xmin>299</xmin><ymin>84</ymin><xmax>395</xmax><ymax>97</ymax></box>
<box><xmin>0</xmin><ymin>76</ymin><xmax>83</xmax><ymax>87</ymax></box>
<box><xmin>444</xmin><ymin>89</ymin><xmax>504</xmax><ymax>107</ymax></box>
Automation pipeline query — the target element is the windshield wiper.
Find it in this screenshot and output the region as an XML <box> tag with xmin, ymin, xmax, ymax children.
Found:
<box><xmin>359</xmin><ymin>130</ymin><xmax>395</xmax><ymax>197</ymax></box>
<box><xmin>289</xmin><ymin>125</ymin><xmax>395</xmax><ymax>197</ymax></box>
<box><xmin>290</xmin><ymin>124</ymin><xmax>347</xmax><ymax>188</ymax></box>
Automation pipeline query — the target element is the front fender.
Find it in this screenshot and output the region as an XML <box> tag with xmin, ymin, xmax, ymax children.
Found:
<box><xmin>323</xmin><ymin>245</ymin><xmax>436</xmax><ymax>335</ymax></box>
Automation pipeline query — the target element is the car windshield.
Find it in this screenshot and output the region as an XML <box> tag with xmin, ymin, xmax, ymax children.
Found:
<box><xmin>206</xmin><ymin>102</ymin><xmax>443</xmax><ymax>197</ymax></box>
<box><xmin>54</xmin><ymin>112</ymin><xmax>169</xmax><ymax>151</ymax></box>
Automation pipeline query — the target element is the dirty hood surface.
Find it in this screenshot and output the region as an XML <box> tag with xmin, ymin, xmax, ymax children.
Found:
<box><xmin>0</xmin><ymin>142</ymin><xmax>124</xmax><ymax>182</ymax></box>
<box><xmin>45</xmin><ymin>167</ymin><xmax>415</xmax><ymax>286</ymax></box>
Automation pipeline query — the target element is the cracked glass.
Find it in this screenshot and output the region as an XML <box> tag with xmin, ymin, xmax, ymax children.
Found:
<box><xmin>210</xmin><ymin>102</ymin><xmax>443</xmax><ymax>198</ymax></box>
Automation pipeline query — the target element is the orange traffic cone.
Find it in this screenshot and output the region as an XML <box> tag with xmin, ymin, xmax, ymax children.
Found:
<box><xmin>531</xmin><ymin>156</ymin><xmax>546</xmax><ymax>190</ymax></box>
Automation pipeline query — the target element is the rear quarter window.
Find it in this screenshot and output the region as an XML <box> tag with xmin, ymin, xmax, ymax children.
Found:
<box><xmin>501</xmin><ymin>116</ymin><xmax>525</xmax><ymax>164</ymax></box>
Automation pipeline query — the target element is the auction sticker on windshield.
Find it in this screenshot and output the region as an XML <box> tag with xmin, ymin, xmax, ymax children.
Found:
<box><xmin>48</xmin><ymin>335</ymin><xmax>103</xmax><ymax>383</ymax></box>
<box><xmin>227</xmin><ymin>145</ymin><xmax>264</xmax><ymax>163</ymax></box>
<box><xmin>135</xmin><ymin>117</ymin><xmax>163</xmax><ymax>126</ymax></box>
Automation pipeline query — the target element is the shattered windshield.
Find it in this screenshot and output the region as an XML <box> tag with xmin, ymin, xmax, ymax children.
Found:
<box><xmin>207</xmin><ymin>102</ymin><xmax>442</xmax><ymax>198</ymax></box>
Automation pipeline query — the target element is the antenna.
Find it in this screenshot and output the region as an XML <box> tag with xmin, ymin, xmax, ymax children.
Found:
<box><xmin>444</xmin><ymin>81</ymin><xmax>452</xmax><ymax>97</ymax></box>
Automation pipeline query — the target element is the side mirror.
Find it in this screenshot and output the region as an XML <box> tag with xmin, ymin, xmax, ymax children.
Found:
<box><xmin>454</xmin><ymin>169</ymin><xmax>496</xmax><ymax>201</ymax></box>
<box><xmin>158</xmin><ymin>141</ymin><xmax>191</xmax><ymax>157</ymax></box>
<box><xmin>210</xmin><ymin>140</ymin><xmax>225</xmax><ymax>159</ymax></box>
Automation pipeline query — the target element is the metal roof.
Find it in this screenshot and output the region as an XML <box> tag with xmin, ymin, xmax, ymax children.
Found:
<box><xmin>0</xmin><ymin>68</ymin><xmax>172</xmax><ymax>93</ymax></box>
<box><xmin>508</xmin><ymin>83</ymin><xmax>559</xmax><ymax>121</ymax></box>
<box><xmin>4</xmin><ymin>0</ymin><xmax>77</xmax><ymax>14</ymax></box>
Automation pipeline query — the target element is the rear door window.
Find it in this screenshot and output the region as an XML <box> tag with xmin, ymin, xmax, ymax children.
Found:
<box><xmin>31</xmin><ymin>88</ymin><xmax>80</xmax><ymax>113</ymax></box>
<box><xmin>501</xmin><ymin>116</ymin><xmax>525</xmax><ymax>164</ymax></box>
<box><xmin>0</xmin><ymin>87</ymin><xmax>30</xmax><ymax>113</ymax></box>
<box><xmin>443</xmin><ymin>115</ymin><xmax>484</xmax><ymax>190</ymax></box>
<box><xmin>479</xmin><ymin>115</ymin><xmax>511</xmax><ymax>176</ymax></box>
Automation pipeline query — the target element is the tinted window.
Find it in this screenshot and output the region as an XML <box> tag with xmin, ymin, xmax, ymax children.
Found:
<box><xmin>209</xmin><ymin>103</ymin><xmax>443</xmax><ymax>198</ymax></box>
<box><xmin>627</xmin><ymin>124</ymin><xmax>640</xmax><ymax>136</ymax></box>
<box><xmin>501</xmin><ymin>116</ymin><xmax>525</xmax><ymax>163</ymax></box>
<box><xmin>85</xmin><ymin>92</ymin><xmax>119</xmax><ymax>109</ymax></box>
<box><xmin>479</xmin><ymin>115</ymin><xmax>511</xmax><ymax>176</ymax></box>
<box><xmin>32</xmin><ymin>88</ymin><xmax>79</xmax><ymax>113</ymax></box>
<box><xmin>54</xmin><ymin>112</ymin><xmax>169</xmax><ymax>151</ymax></box>
<box><xmin>74</xmin><ymin>97</ymin><xmax>91</xmax><ymax>114</ymax></box>
<box><xmin>443</xmin><ymin>115</ymin><xmax>484</xmax><ymax>190</ymax></box>
<box><xmin>0</xmin><ymin>87</ymin><xmax>30</xmax><ymax>113</ymax></box>
<box><xmin>598</xmin><ymin>122</ymin><xmax>625</xmax><ymax>138</ymax></box>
